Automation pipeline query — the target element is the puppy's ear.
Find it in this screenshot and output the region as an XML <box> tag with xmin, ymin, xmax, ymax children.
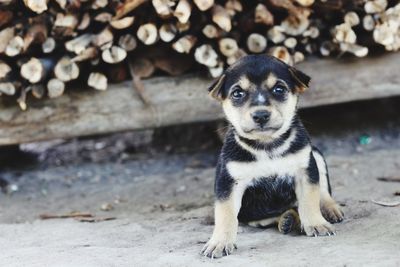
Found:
<box><xmin>208</xmin><ymin>74</ymin><xmax>226</xmax><ymax>101</ymax></box>
<box><xmin>289</xmin><ymin>66</ymin><xmax>311</xmax><ymax>94</ymax></box>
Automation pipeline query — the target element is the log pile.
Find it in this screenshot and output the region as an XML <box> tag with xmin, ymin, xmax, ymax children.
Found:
<box><xmin>0</xmin><ymin>0</ymin><xmax>399</xmax><ymax>109</ymax></box>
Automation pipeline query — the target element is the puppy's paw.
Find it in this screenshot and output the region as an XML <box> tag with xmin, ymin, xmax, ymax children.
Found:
<box><xmin>201</xmin><ymin>237</ymin><xmax>237</xmax><ymax>258</ymax></box>
<box><xmin>321</xmin><ymin>201</ymin><xmax>344</xmax><ymax>224</ymax></box>
<box><xmin>278</xmin><ymin>209</ymin><xmax>300</xmax><ymax>234</ymax></box>
<box><xmin>302</xmin><ymin>219</ymin><xmax>335</xmax><ymax>237</ymax></box>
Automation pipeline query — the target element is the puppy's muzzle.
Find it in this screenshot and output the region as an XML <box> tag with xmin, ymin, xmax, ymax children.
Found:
<box><xmin>251</xmin><ymin>110</ymin><xmax>270</xmax><ymax>127</ymax></box>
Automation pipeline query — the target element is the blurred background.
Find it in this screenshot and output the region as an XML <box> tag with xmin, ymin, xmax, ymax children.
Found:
<box><xmin>0</xmin><ymin>0</ymin><xmax>399</xmax><ymax>266</ymax></box>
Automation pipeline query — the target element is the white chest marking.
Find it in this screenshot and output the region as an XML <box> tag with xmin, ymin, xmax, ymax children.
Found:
<box><xmin>226</xmin><ymin>146</ymin><xmax>311</xmax><ymax>185</ymax></box>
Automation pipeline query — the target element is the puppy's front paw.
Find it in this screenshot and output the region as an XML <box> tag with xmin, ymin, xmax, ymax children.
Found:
<box><xmin>201</xmin><ymin>237</ymin><xmax>237</xmax><ymax>258</ymax></box>
<box><xmin>321</xmin><ymin>201</ymin><xmax>344</xmax><ymax>224</ymax></box>
<box><xmin>302</xmin><ymin>219</ymin><xmax>335</xmax><ymax>237</ymax></box>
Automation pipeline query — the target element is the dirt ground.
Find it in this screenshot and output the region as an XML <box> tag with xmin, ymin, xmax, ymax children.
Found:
<box><xmin>1</xmin><ymin>98</ymin><xmax>400</xmax><ymax>267</ymax></box>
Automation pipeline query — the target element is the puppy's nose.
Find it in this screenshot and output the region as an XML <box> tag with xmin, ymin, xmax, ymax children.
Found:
<box><xmin>252</xmin><ymin>110</ymin><xmax>270</xmax><ymax>125</ymax></box>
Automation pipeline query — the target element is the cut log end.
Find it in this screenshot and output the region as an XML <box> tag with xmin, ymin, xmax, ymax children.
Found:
<box><xmin>94</xmin><ymin>12</ymin><xmax>113</xmax><ymax>23</ymax></box>
<box><xmin>295</xmin><ymin>0</ymin><xmax>314</xmax><ymax>7</ymax></box>
<box><xmin>78</xmin><ymin>13</ymin><xmax>91</xmax><ymax>31</ymax></box>
<box><xmin>364</xmin><ymin>0</ymin><xmax>387</xmax><ymax>14</ymax></box>
<box><xmin>255</xmin><ymin>4</ymin><xmax>274</xmax><ymax>26</ymax></box>
<box><xmin>152</xmin><ymin>0</ymin><xmax>175</xmax><ymax>18</ymax></box>
<box><xmin>0</xmin><ymin>61</ymin><xmax>11</xmax><ymax>80</ymax></box>
<box><xmin>267</xmin><ymin>26</ymin><xmax>285</xmax><ymax>44</ymax></box>
<box><xmin>194</xmin><ymin>0</ymin><xmax>214</xmax><ymax>11</ymax></box>
<box><xmin>110</xmin><ymin>16</ymin><xmax>135</xmax><ymax>30</ymax></box>
<box><xmin>172</xmin><ymin>35</ymin><xmax>197</xmax><ymax>54</ymax></box>
<box><xmin>363</xmin><ymin>15</ymin><xmax>375</xmax><ymax>31</ymax></box>
<box><xmin>102</xmin><ymin>46</ymin><xmax>127</xmax><ymax>64</ymax></box>
<box><xmin>0</xmin><ymin>82</ymin><xmax>16</xmax><ymax>96</ymax></box>
<box><xmin>54</xmin><ymin>57</ymin><xmax>79</xmax><ymax>82</ymax></box>
<box><xmin>5</xmin><ymin>36</ymin><xmax>24</xmax><ymax>57</ymax></box>
<box><xmin>247</xmin><ymin>33</ymin><xmax>267</xmax><ymax>53</ymax></box>
<box><xmin>334</xmin><ymin>23</ymin><xmax>357</xmax><ymax>44</ymax></box>
<box><xmin>269</xmin><ymin>46</ymin><xmax>293</xmax><ymax>65</ymax></box>
<box><xmin>344</xmin><ymin>11</ymin><xmax>360</xmax><ymax>27</ymax></box>
<box><xmin>20</xmin><ymin>58</ymin><xmax>45</xmax><ymax>84</ymax></box>
<box><xmin>23</xmin><ymin>0</ymin><xmax>48</xmax><ymax>14</ymax></box>
<box><xmin>92</xmin><ymin>0</ymin><xmax>108</xmax><ymax>10</ymax></box>
<box><xmin>194</xmin><ymin>44</ymin><xmax>219</xmax><ymax>67</ymax></box>
<box><xmin>174</xmin><ymin>0</ymin><xmax>191</xmax><ymax>24</ymax></box>
<box><xmin>284</xmin><ymin>37</ymin><xmax>297</xmax><ymax>49</ymax></box>
<box><xmin>340</xmin><ymin>43</ymin><xmax>369</xmax><ymax>57</ymax></box>
<box><xmin>47</xmin><ymin>78</ymin><xmax>65</xmax><ymax>98</ymax></box>
<box><xmin>219</xmin><ymin>38</ymin><xmax>238</xmax><ymax>57</ymax></box>
<box><xmin>118</xmin><ymin>34</ymin><xmax>137</xmax><ymax>51</ymax></box>
<box><xmin>281</xmin><ymin>10</ymin><xmax>311</xmax><ymax>36</ymax></box>
<box><xmin>137</xmin><ymin>23</ymin><xmax>158</xmax><ymax>45</ymax></box>
<box><xmin>208</xmin><ymin>61</ymin><xmax>224</xmax><ymax>78</ymax></box>
<box><xmin>159</xmin><ymin>23</ymin><xmax>177</xmax><ymax>42</ymax></box>
<box><xmin>65</xmin><ymin>34</ymin><xmax>93</xmax><ymax>55</ymax></box>
<box><xmin>212</xmin><ymin>5</ymin><xmax>232</xmax><ymax>32</ymax></box>
<box><xmin>202</xmin><ymin>24</ymin><xmax>220</xmax><ymax>39</ymax></box>
<box><xmin>42</xmin><ymin>37</ymin><xmax>56</xmax><ymax>54</ymax></box>
<box><xmin>71</xmin><ymin>47</ymin><xmax>98</xmax><ymax>62</ymax></box>
<box><xmin>88</xmin><ymin>72</ymin><xmax>108</xmax><ymax>90</ymax></box>
<box><xmin>92</xmin><ymin>28</ymin><xmax>113</xmax><ymax>49</ymax></box>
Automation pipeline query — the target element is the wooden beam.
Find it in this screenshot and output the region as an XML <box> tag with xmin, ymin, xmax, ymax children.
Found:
<box><xmin>1</xmin><ymin>53</ymin><xmax>400</xmax><ymax>145</ymax></box>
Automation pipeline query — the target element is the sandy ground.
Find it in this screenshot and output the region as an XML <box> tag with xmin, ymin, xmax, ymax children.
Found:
<box><xmin>1</xmin><ymin>98</ymin><xmax>400</xmax><ymax>267</ymax></box>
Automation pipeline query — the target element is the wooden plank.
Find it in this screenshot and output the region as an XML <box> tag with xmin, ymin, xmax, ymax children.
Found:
<box><xmin>1</xmin><ymin>53</ymin><xmax>400</xmax><ymax>145</ymax></box>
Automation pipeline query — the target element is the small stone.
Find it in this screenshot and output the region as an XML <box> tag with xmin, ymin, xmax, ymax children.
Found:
<box><xmin>176</xmin><ymin>185</ymin><xmax>186</xmax><ymax>193</ymax></box>
<box><xmin>94</xmin><ymin>142</ymin><xmax>106</xmax><ymax>150</ymax></box>
<box><xmin>8</xmin><ymin>184</ymin><xmax>19</xmax><ymax>194</ymax></box>
<box><xmin>41</xmin><ymin>188</ymin><xmax>48</xmax><ymax>196</ymax></box>
<box><xmin>100</xmin><ymin>203</ymin><xmax>114</xmax><ymax>211</ymax></box>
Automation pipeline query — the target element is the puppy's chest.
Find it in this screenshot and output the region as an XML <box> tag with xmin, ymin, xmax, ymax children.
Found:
<box><xmin>226</xmin><ymin>148</ymin><xmax>309</xmax><ymax>183</ymax></box>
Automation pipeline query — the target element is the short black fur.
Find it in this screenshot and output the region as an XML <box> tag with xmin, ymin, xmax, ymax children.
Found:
<box><xmin>214</xmin><ymin>117</ymin><xmax>316</xmax><ymax>222</ymax></box>
<box><xmin>214</xmin><ymin>128</ymin><xmax>255</xmax><ymax>200</ymax></box>
<box><xmin>307</xmin><ymin>153</ymin><xmax>320</xmax><ymax>184</ymax></box>
<box><xmin>238</xmin><ymin>176</ymin><xmax>296</xmax><ymax>222</ymax></box>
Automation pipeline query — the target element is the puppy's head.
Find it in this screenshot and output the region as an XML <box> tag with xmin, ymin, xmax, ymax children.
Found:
<box><xmin>209</xmin><ymin>55</ymin><xmax>310</xmax><ymax>141</ymax></box>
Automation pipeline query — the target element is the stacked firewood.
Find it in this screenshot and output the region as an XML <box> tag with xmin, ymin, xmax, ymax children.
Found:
<box><xmin>0</xmin><ymin>0</ymin><xmax>399</xmax><ymax>109</ymax></box>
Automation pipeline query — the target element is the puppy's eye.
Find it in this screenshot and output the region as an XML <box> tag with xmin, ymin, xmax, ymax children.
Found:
<box><xmin>231</xmin><ymin>87</ymin><xmax>247</xmax><ymax>99</ymax></box>
<box><xmin>272</xmin><ymin>86</ymin><xmax>286</xmax><ymax>95</ymax></box>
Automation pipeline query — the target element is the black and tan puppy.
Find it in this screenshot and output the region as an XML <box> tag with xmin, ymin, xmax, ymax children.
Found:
<box><xmin>201</xmin><ymin>55</ymin><xmax>344</xmax><ymax>258</ymax></box>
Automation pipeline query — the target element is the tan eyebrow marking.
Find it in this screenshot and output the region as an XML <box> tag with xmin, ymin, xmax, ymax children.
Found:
<box><xmin>265</xmin><ymin>73</ymin><xmax>277</xmax><ymax>88</ymax></box>
<box><xmin>238</xmin><ymin>75</ymin><xmax>251</xmax><ymax>90</ymax></box>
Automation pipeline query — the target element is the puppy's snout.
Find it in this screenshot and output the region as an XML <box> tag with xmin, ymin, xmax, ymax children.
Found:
<box><xmin>252</xmin><ymin>110</ymin><xmax>270</xmax><ymax>126</ymax></box>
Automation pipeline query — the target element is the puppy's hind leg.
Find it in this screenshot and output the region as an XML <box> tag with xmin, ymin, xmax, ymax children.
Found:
<box><xmin>247</xmin><ymin>209</ymin><xmax>300</xmax><ymax>234</ymax></box>
<box><xmin>313</xmin><ymin>149</ymin><xmax>344</xmax><ymax>224</ymax></box>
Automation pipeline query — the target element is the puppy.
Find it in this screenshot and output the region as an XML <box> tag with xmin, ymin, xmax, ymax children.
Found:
<box><xmin>201</xmin><ymin>55</ymin><xmax>344</xmax><ymax>258</ymax></box>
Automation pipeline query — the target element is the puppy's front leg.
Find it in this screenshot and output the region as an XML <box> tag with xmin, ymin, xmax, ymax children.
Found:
<box><xmin>296</xmin><ymin>181</ymin><xmax>335</xmax><ymax>236</ymax></box>
<box><xmin>202</xmin><ymin>186</ymin><xmax>244</xmax><ymax>258</ymax></box>
<box><xmin>296</xmin><ymin>155</ymin><xmax>335</xmax><ymax>236</ymax></box>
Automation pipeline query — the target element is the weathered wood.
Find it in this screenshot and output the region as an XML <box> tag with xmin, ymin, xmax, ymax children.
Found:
<box><xmin>1</xmin><ymin>54</ymin><xmax>400</xmax><ymax>145</ymax></box>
